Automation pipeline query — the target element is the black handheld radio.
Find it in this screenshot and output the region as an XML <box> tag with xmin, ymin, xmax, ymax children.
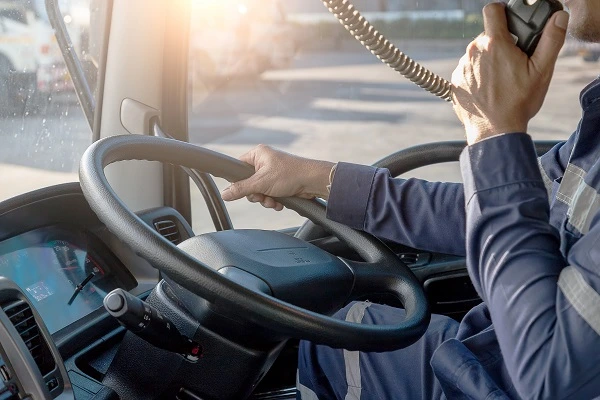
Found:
<box><xmin>506</xmin><ymin>0</ymin><xmax>565</xmax><ymax>57</ymax></box>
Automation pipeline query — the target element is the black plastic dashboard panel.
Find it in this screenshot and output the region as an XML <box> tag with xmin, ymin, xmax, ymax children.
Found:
<box><xmin>0</xmin><ymin>183</ymin><xmax>101</xmax><ymax>243</ymax></box>
<box><xmin>0</xmin><ymin>183</ymin><xmax>202</xmax><ymax>397</ymax></box>
<box><xmin>0</xmin><ymin>183</ymin><xmax>190</xmax><ymax>353</ymax></box>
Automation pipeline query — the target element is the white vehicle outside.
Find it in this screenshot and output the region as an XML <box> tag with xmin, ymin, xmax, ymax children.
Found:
<box><xmin>0</xmin><ymin>0</ymin><xmax>72</xmax><ymax>111</ymax></box>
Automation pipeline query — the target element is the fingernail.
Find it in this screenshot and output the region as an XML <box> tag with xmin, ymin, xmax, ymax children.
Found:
<box><xmin>555</xmin><ymin>11</ymin><xmax>569</xmax><ymax>30</ymax></box>
<box><xmin>221</xmin><ymin>187</ymin><xmax>232</xmax><ymax>200</ymax></box>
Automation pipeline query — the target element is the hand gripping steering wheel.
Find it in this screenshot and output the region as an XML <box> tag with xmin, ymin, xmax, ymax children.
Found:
<box><xmin>79</xmin><ymin>135</ymin><xmax>429</xmax><ymax>352</ymax></box>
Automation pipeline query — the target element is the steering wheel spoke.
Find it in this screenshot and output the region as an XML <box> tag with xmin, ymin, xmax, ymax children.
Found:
<box><xmin>342</xmin><ymin>258</ymin><xmax>426</xmax><ymax>315</ymax></box>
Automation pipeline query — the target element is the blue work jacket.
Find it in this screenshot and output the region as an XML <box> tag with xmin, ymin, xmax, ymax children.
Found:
<box><xmin>326</xmin><ymin>79</ymin><xmax>600</xmax><ymax>399</ymax></box>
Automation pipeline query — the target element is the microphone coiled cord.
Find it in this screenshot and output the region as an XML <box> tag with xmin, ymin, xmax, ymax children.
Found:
<box><xmin>321</xmin><ymin>0</ymin><xmax>453</xmax><ymax>101</ymax></box>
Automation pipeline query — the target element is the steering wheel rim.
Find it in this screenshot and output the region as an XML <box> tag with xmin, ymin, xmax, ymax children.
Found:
<box><xmin>79</xmin><ymin>135</ymin><xmax>429</xmax><ymax>352</ymax></box>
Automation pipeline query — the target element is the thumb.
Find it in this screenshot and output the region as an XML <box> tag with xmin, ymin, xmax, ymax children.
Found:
<box><xmin>530</xmin><ymin>11</ymin><xmax>569</xmax><ymax>74</ymax></box>
<box><xmin>221</xmin><ymin>177</ymin><xmax>259</xmax><ymax>201</ymax></box>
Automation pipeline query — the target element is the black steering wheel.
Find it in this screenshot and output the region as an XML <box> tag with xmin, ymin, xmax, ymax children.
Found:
<box><xmin>79</xmin><ymin>135</ymin><xmax>429</xmax><ymax>352</ymax></box>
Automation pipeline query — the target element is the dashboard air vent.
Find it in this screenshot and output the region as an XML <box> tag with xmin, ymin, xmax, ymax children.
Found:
<box><xmin>399</xmin><ymin>253</ymin><xmax>419</xmax><ymax>266</ymax></box>
<box><xmin>2</xmin><ymin>300</ymin><xmax>55</xmax><ymax>376</ymax></box>
<box><xmin>398</xmin><ymin>252</ymin><xmax>431</xmax><ymax>267</ymax></box>
<box><xmin>154</xmin><ymin>219</ymin><xmax>181</xmax><ymax>245</ymax></box>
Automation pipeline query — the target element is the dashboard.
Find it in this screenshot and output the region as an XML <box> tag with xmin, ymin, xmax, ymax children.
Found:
<box><xmin>0</xmin><ymin>183</ymin><xmax>194</xmax><ymax>399</ymax></box>
<box><xmin>0</xmin><ymin>182</ymin><xmax>471</xmax><ymax>400</ymax></box>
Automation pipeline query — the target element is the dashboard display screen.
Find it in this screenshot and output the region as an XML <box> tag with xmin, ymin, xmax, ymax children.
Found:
<box><xmin>0</xmin><ymin>227</ymin><xmax>136</xmax><ymax>334</ymax></box>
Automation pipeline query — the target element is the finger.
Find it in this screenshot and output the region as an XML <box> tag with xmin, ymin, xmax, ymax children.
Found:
<box><xmin>246</xmin><ymin>194</ymin><xmax>265</xmax><ymax>203</ymax></box>
<box><xmin>273</xmin><ymin>202</ymin><xmax>284</xmax><ymax>212</ymax></box>
<box><xmin>530</xmin><ymin>11</ymin><xmax>569</xmax><ymax>74</ymax></box>
<box><xmin>221</xmin><ymin>176</ymin><xmax>260</xmax><ymax>201</ymax></box>
<box><xmin>260</xmin><ymin>197</ymin><xmax>277</xmax><ymax>209</ymax></box>
<box><xmin>482</xmin><ymin>2</ymin><xmax>511</xmax><ymax>41</ymax></box>
<box><xmin>451</xmin><ymin>54</ymin><xmax>469</xmax><ymax>83</ymax></box>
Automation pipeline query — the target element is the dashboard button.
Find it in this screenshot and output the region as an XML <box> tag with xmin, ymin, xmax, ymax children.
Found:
<box><xmin>46</xmin><ymin>377</ymin><xmax>58</xmax><ymax>391</ymax></box>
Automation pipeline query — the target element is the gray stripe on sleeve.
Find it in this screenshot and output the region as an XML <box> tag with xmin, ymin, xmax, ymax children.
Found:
<box><xmin>297</xmin><ymin>370</ymin><xmax>320</xmax><ymax>400</ymax></box>
<box><xmin>551</xmin><ymin>163</ymin><xmax>600</xmax><ymax>234</ymax></box>
<box><xmin>568</xmin><ymin>181</ymin><xmax>600</xmax><ymax>234</ymax></box>
<box><xmin>343</xmin><ymin>301</ymin><xmax>372</xmax><ymax>400</ymax></box>
<box><xmin>558</xmin><ymin>266</ymin><xmax>600</xmax><ymax>336</ymax></box>
<box><xmin>538</xmin><ymin>158</ymin><xmax>554</xmax><ymax>201</ymax></box>
<box><xmin>556</xmin><ymin>164</ymin><xmax>586</xmax><ymax>210</ymax></box>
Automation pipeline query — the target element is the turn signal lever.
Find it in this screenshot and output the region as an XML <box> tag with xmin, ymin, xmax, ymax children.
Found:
<box><xmin>103</xmin><ymin>289</ymin><xmax>202</xmax><ymax>362</ymax></box>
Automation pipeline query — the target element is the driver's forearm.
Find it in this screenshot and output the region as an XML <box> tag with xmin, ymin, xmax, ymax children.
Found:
<box><xmin>326</xmin><ymin>162</ymin><xmax>466</xmax><ymax>256</ymax></box>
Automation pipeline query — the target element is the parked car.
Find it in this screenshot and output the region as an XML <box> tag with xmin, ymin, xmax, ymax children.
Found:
<box><xmin>0</xmin><ymin>0</ymin><xmax>72</xmax><ymax>112</ymax></box>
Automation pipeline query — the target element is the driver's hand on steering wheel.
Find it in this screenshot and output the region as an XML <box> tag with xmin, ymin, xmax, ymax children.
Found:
<box><xmin>220</xmin><ymin>144</ymin><xmax>335</xmax><ymax>211</ymax></box>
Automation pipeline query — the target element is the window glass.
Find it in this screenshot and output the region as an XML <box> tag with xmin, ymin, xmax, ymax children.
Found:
<box><xmin>188</xmin><ymin>0</ymin><xmax>584</xmax><ymax>233</ymax></box>
<box><xmin>0</xmin><ymin>8</ymin><xmax>27</xmax><ymax>24</ymax></box>
<box><xmin>0</xmin><ymin>0</ymin><xmax>96</xmax><ymax>202</ymax></box>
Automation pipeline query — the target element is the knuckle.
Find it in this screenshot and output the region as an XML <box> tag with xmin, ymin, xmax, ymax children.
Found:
<box><xmin>233</xmin><ymin>182</ymin><xmax>249</xmax><ymax>197</ymax></box>
<box><xmin>451</xmin><ymin>68</ymin><xmax>462</xmax><ymax>86</ymax></box>
<box><xmin>467</xmin><ymin>41</ymin><xmax>478</xmax><ymax>56</ymax></box>
<box><xmin>478</xmin><ymin>35</ymin><xmax>492</xmax><ymax>49</ymax></box>
<box><xmin>228</xmin><ymin>184</ymin><xmax>240</xmax><ymax>196</ymax></box>
<box><xmin>256</xmin><ymin>144</ymin><xmax>272</xmax><ymax>152</ymax></box>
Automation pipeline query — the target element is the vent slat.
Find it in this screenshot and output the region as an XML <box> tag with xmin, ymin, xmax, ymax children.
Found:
<box><xmin>19</xmin><ymin>324</ymin><xmax>39</xmax><ymax>337</ymax></box>
<box><xmin>29</xmin><ymin>343</ymin><xmax>42</xmax><ymax>353</ymax></box>
<box><xmin>24</xmin><ymin>334</ymin><xmax>40</xmax><ymax>346</ymax></box>
<box><xmin>3</xmin><ymin>301</ymin><xmax>29</xmax><ymax>314</ymax></box>
<box><xmin>12</xmin><ymin>314</ymin><xmax>35</xmax><ymax>329</ymax></box>
<box><xmin>2</xmin><ymin>300</ymin><xmax>55</xmax><ymax>376</ymax></box>
<box><xmin>153</xmin><ymin>219</ymin><xmax>181</xmax><ymax>245</ymax></box>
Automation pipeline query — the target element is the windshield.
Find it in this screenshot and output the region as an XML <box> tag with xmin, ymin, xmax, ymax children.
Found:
<box><xmin>0</xmin><ymin>0</ymin><xmax>95</xmax><ymax>202</ymax></box>
<box><xmin>188</xmin><ymin>0</ymin><xmax>582</xmax><ymax>232</ymax></box>
<box><xmin>0</xmin><ymin>0</ymin><xmax>586</xmax><ymax>233</ymax></box>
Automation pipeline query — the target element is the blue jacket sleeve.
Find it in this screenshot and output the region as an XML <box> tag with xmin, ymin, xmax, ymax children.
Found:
<box><xmin>461</xmin><ymin>133</ymin><xmax>600</xmax><ymax>400</ymax></box>
<box><xmin>538</xmin><ymin>134</ymin><xmax>575</xmax><ymax>182</ymax></box>
<box><xmin>326</xmin><ymin>162</ymin><xmax>466</xmax><ymax>256</ymax></box>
